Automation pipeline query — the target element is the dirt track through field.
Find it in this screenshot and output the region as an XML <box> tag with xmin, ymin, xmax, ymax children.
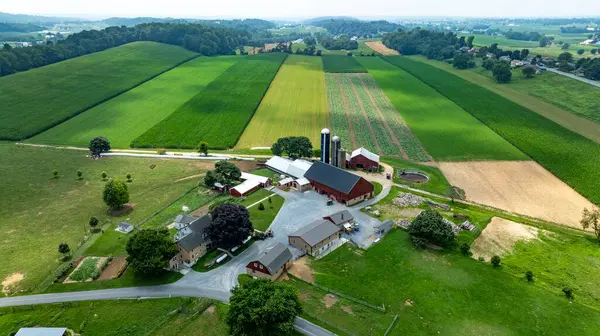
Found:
<box><xmin>366</xmin><ymin>41</ymin><xmax>399</xmax><ymax>56</ymax></box>
<box><xmin>335</xmin><ymin>75</ymin><xmax>358</xmax><ymax>149</ymax></box>
<box><xmin>358</xmin><ymin>74</ymin><xmax>408</xmax><ymax>159</ymax></box>
<box><xmin>439</xmin><ymin>161</ymin><xmax>595</xmax><ymax>228</ymax></box>
<box><xmin>349</xmin><ymin>75</ymin><xmax>383</xmax><ymax>154</ymax></box>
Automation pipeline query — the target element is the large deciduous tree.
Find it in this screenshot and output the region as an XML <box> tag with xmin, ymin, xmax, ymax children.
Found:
<box><xmin>126</xmin><ymin>228</ymin><xmax>178</xmax><ymax>276</ymax></box>
<box><xmin>409</xmin><ymin>210</ymin><xmax>455</xmax><ymax>248</ymax></box>
<box><xmin>522</xmin><ymin>66</ymin><xmax>536</xmax><ymax>78</ymax></box>
<box><xmin>227</xmin><ymin>278</ymin><xmax>302</xmax><ymax>336</ymax></box>
<box><xmin>492</xmin><ymin>61</ymin><xmax>512</xmax><ymax>83</ymax></box>
<box><xmin>89</xmin><ymin>136</ymin><xmax>111</xmax><ymax>156</ymax></box>
<box><xmin>198</xmin><ymin>141</ymin><xmax>209</xmax><ymax>156</ymax></box>
<box><xmin>452</xmin><ymin>52</ymin><xmax>475</xmax><ymax>69</ymax></box>
<box><xmin>103</xmin><ymin>178</ymin><xmax>129</xmax><ymax>210</ymax></box>
<box><xmin>271</xmin><ymin>136</ymin><xmax>313</xmax><ymax>159</ymax></box>
<box><xmin>581</xmin><ymin>207</ymin><xmax>600</xmax><ymax>243</ymax></box>
<box><xmin>206</xmin><ymin>204</ymin><xmax>253</xmax><ymax>249</ymax></box>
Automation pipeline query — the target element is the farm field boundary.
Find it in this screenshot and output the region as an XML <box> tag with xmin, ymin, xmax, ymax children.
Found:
<box><xmin>28</xmin><ymin>56</ymin><xmax>238</xmax><ymax>148</ymax></box>
<box><xmin>407</xmin><ymin>56</ymin><xmax>600</xmax><ymax>144</ymax></box>
<box><xmin>365</xmin><ymin>41</ymin><xmax>399</xmax><ymax>55</ymax></box>
<box><xmin>385</xmin><ymin>56</ymin><xmax>600</xmax><ymax>204</ymax></box>
<box><xmin>325</xmin><ymin>72</ymin><xmax>430</xmax><ymax>160</ymax></box>
<box><xmin>0</xmin><ymin>42</ymin><xmax>198</xmax><ymax>141</ymax></box>
<box><xmin>356</xmin><ymin>56</ymin><xmax>527</xmax><ymax>161</ymax></box>
<box><xmin>133</xmin><ymin>53</ymin><xmax>288</xmax><ymax>149</ymax></box>
<box><xmin>236</xmin><ymin>55</ymin><xmax>329</xmax><ymax>148</ymax></box>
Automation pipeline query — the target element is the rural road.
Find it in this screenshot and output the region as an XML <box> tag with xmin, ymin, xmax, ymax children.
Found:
<box><xmin>545</xmin><ymin>68</ymin><xmax>600</xmax><ymax>88</ymax></box>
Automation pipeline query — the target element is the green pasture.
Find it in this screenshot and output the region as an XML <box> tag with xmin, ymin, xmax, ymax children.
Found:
<box><xmin>321</xmin><ymin>55</ymin><xmax>367</xmax><ymax>73</ymax></box>
<box><xmin>357</xmin><ymin>57</ymin><xmax>527</xmax><ymax>161</ymax></box>
<box><xmin>133</xmin><ymin>53</ymin><xmax>287</xmax><ymax>149</ymax></box>
<box><xmin>0</xmin><ymin>42</ymin><xmax>197</xmax><ymax>140</ymax></box>
<box><xmin>29</xmin><ymin>56</ymin><xmax>238</xmax><ymax>148</ymax></box>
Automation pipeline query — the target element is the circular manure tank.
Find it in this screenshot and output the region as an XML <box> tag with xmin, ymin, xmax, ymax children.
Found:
<box><xmin>398</xmin><ymin>170</ymin><xmax>429</xmax><ymax>183</ymax></box>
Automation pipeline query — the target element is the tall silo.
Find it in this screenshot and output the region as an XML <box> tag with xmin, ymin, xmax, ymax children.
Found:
<box><xmin>338</xmin><ymin>148</ymin><xmax>347</xmax><ymax>169</ymax></box>
<box><xmin>331</xmin><ymin>136</ymin><xmax>341</xmax><ymax>167</ymax></box>
<box><xmin>320</xmin><ymin>128</ymin><xmax>331</xmax><ymax>164</ymax></box>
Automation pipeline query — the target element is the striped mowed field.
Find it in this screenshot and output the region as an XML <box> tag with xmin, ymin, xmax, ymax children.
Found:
<box><xmin>236</xmin><ymin>55</ymin><xmax>329</xmax><ymax>148</ymax></box>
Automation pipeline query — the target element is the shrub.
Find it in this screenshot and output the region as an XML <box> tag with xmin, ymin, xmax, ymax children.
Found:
<box><xmin>101</xmin><ymin>171</ymin><xmax>107</xmax><ymax>180</ymax></box>
<box><xmin>408</xmin><ymin>210</ymin><xmax>455</xmax><ymax>247</ymax></box>
<box><xmin>126</xmin><ymin>173</ymin><xmax>132</xmax><ymax>182</ymax></box>
<box><xmin>492</xmin><ymin>61</ymin><xmax>512</xmax><ymax>83</ymax></box>
<box><xmin>52</xmin><ymin>169</ymin><xmax>58</xmax><ymax>178</ymax></box>
<box><xmin>563</xmin><ymin>286</ymin><xmax>574</xmax><ymax>300</ymax></box>
<box><xmin>76</xmin><ymin>170</ymin><xmax>83</xmax><ymax>179</ymax></box>
<box><xmin>268</xmin><ymin>197</ymin><xmax>272</xmax><ymax>204</ymax></box>
<box><xmin>58</xmin><ymin>243</ymin><xmax>70</xmax><ymax>255</ymax></box>
<box><xmin>460</xmin><ymin>243</ymin><xmax>471</xmax><ymax>256</ymax></box>
<box><xmin>258</xmin><ymin>202</ymin><xmax>265</xmax><ymax>211</ymax></box>
<box><xmin>526</xmin><ymin>271</ymin><xmax>534</xmax><ymax>282</ymax></box>
<box><xmin>89</xmin><ymin>216</ymin><xmax>99</xmax><ymax>230</ymax></box>
<box><xmin>478</xmin><ymin>257</ymin><xmax>485</xmax><ymax>262</ymax></box>
<box><xmin>157</xmin><ymin>149</ymin><xmax>167</xmax><ymax>155</ymax></box>
<box><xmin>491</xmin><ymin>255</ymin><xmax>501</xmax><ymax>268</ymax></box>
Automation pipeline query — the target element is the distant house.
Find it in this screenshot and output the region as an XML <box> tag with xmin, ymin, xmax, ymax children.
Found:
<box><xmin>499</xmin><ymin>55</ymin><xmax>511</xmax><ymax>62</ymax></box>
<box><xmin>15</xmin><ymin>328</ymin><xmax>67</xmax><ymax>336</ymax></box>
<box><xmin>230</xmin><ymin>172</ymin><xmax>271</xmax><ymax>198</ymax></box>
<box><xmin>510</xmin><ymin>60</ymin><xmax>525</xmax><ymax>68</ymax></box>
<box><xmin>323</xmin><ymin>210</ymin><xmax>354</xmax><ymax>227</ymax></box>
<box><xmin>116</xmin><ymin>222</ymin><xmax>134</xmax><ymax>234</ymax></box>
<box><xmin>288</xmin><ymin>219</ymin><xmax>341</xmax><ymax>257</ymax></box>
<box><xmin>246</xmin><ymin>242</ymin><xmax>293</xmax><ymax>280</ymax></box>
<box><xmin>348</xmin><ymin>147</ymin><xmax>380</xmax><ymax>171</ymax></box>
<box><xmin>213</xmin><ymin>182</ymin><xmax>228</xmax><ymax>192</ymax></box>
<box><xmin>304</xmin><ymin>161</ymin><xmax>374</xmax><ymax>205</ymax></box>
<box><xmin>485</xmin><ymin>53</ymin><xmax>496</xmax><ymax>59</ymax></box>
<box><xmin>170</xmin><ymin>215</ymin><xmax>212</xmax><ymax>270</ymax></box>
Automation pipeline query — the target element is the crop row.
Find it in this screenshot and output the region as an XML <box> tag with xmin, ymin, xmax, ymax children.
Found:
<box><xmin>325</xmin><ymin>74</ymin><xmax>354</xmax><ymax>151</ymax></box>
<box><xmin>0</xmin><ymin>42</ymin><xmax>197</xmax><ymax>140</ymax></box>
<box><xmin>385</xmin><ymin>56</ymin><xmax>600</xmax><ymax>203</ymax></box>
<box><xmin>322</xmin><ymin>55</ymin><xmax>367</xmax><ymax>73</ymax></box>
<box><xmin>133</xmin><ymin>53</ymin><xmax>288</xmax><ymax>149</ymax></box>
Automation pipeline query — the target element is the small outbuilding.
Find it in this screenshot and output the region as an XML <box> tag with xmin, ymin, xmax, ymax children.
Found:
<box><xmin>246</xmin><ymin>242</ymin><xmax>293</xmax><ymax>280</ymax></box>
<box><xmin>348</xmin><ymin>147</ymin><xmax>380</xmax><ymax>171</ymax></box>
<box><xmin>15</xmin><ymin>328</ymin><xmax>67</xmax><ymax>336</ymax></box>
<box><xmin>288</xmin><ymin>219</ymin><xmax>341</xmax><ymax>257</ymax></box>
<box><xmin>116</xmin><ymin>222</ymin><xmax>134</xmax><ymax>234</ymax></box>
<box><xmin>230</xmin><ymin>172</ymin><xmax>271</xmax><ymax>198</ymax></box>
<box><xmin>323</xmin><ymin>210</ymin><xmax>354</xmax><ymax>227</ymax></box>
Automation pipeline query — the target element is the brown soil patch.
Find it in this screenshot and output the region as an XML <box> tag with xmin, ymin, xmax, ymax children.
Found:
<box><xmin>404</xmin><ymin>299</ymin><xmax>414</xmax><ymax>307</ymax></box>
<box><xmin>438</xmin><ymin>161</ymin><xmax>594</xmax><ymax>228</ymax></box>
<box><xmin>174</xmin><ymin>173</ymin><xmax>205</xmax><ymax>183</ymax></box>
<box><xmin>191</xmin><ymin>204</ymin><xmax>211</xmax><ymax>217</ymax></box>
<box><xmin>341</xmin><ymin>305</ymin><xmax>354</xmax><ymax>314</ymax></box>
<box><xmin>98</xmin><ymin>256</ymin><xmax>127</xmax><ymax>280</ymax></box>
<box><xmin>376</xmin><ymin>205</ymin><xmax>422</xmax><ymax>219</ymax></box>
<box><xmin>107</xmin><ymin>203</ymin><xmax>135</xmax><ymax>217</ymax></box>
<box><xmin>366</xmin><ymin>41</ymin><xmax>399</xmax><ymax>56</ymax></box>
<box><xmin>204</xmin><ymin>305</ymin><xmax>216</xmax><ymax>314</ymax></box>
<box><xmin>471</xmin><ymin>217</ymin><xmax>542</xmax><ymax>261</ymax></box>
<box><xmin>234</xmin><ymin>160</ymin><xmax>260</xmax><ymax>172</ymax></box>
<box><xmin>323</xmin><ymin>293</ymin><xmax>339</xmax><ymax>308</ymax></box>
<box><xmin>288</xmin><ymin>257</ymin><xmax>314</xmax><ymax>283</ymax></box>
<box><xmin>2</xmin><ymin>273</ymin><xmax>24</xmax><ymax>294</ymax></box>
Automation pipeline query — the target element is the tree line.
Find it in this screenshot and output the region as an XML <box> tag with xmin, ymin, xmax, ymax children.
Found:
<box><xmin>319</xmin><ymin>35</ymin><xmax>358</xmax><ymax>50</ymax></box>
<box><xmin>310</xmin><ymin>19</ymin><xmax>401</xmax><ymax>37</ymax></box>
<box><xmin>0</xmin><ymin>22</ymin><xmax>44</xmax><ymax>33</ymax></box>
<box><xmin>0</xmin><ymin>22</ymin><xmax>251</xmax><ymax>77</ymax></box>
<box><xmin>503</xmin><ymin>30</ymin><xmax>543</xmax><ymax>41</ymax></box>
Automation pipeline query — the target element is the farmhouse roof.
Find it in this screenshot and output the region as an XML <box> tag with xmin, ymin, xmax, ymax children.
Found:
<box><xmin>304</xmin><ymin>161</ymin><xmax>362</xmax><ymax>194</ymax></box>
<box><xmin>15</xmin><ymin>328</ymin><xmax>67</xmax><ymax>336</ymax></box>
<box><xmin>174</xmin><ymin>214</ymin><xmax>198</xmax><ymax>226</ymax></box>
<box><xmin>289</xmin><ymin>219</ymin><xmax>340</xmax><ymax>247</ymax></box>
<box><xmin>374</xmin><ymin>220</ymin><xmax>394</xmax><ymax>232</ymax></box>
<box><xmin>177</xmin><ymin>215</ymin><xmax>211</xmax><ymax>251</ymax></box>
<box><xmin>324</xmin><ymin>210</ymin><xmax>354</xmax><ymax>225</ymax></box>
<box><xmin>351</xmin><ymin>147</ymin><xmax>379</xmax><ymax>163</ymax></box>
<box><xmin>258</xmin><ymin>242</ymin><xmax>293</xmax><ymax>274</ymax></box>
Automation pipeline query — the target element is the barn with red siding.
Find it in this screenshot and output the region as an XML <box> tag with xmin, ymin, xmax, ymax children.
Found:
<box><xmin>304</xmin><ymin>161</ymin><xmax>374</xmax><ymax>206</ymax></box>
<box><xmin>348</xmin><ymin>147</ymin><xmax>380</xmax><ymax>171</ymax></box>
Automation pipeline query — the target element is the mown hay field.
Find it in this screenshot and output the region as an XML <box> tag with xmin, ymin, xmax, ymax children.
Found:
<box><xmin>357</xmin><ymin>57</ymin><xmax>527</xmax><ymax>161</ymax></box>
<box><xmin>321</xmin><ymin>55</ymin><xmax>367</xmax><ymax>73</ymax></box>
<box><xmin>0</xmin><ymin>42</ymin><xmax>197</xmax><ymax>140</ymax></box>
<box><xmin>385</xmin><ymin>56</ymin><xmax>600</xmax><ymax>204</ymax></box>
<box><xmin>133</xmin><ymin>53</ymin><xmax>287</xmax><ymax>149</ymax></box>
<box><xmin>325</xmin><ymin>72</ymin><xmax>430</xmax><ymax>160</ymax></box>
<box><xmin>29</xmin><ymin>57</ymin><xmax>238</xmax><ymax>148</ymax></box>
<box><xmin>236</xmin><ymin>55</ymin><xmax>329</xmax><ymax>148</ymax></box>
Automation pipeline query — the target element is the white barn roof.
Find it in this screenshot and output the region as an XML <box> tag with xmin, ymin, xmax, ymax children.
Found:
<box><xmin>241</xmin><ymin>172</ymin><xmax>269</xmax><ymax>184</ymax></box>
<box><xmin>350</xmin><ymin>147</ymin><xmax>380</xmax><ymax>163</ymax></box>
<box><xmin>265</xmin><ymin>156</ymin><xmax>312</xmax><ymax>179</ymax></box>
<box><xmin>232</xmin><ymin>179</ymin><xmax>262</xmax><ymax>195</ymax></box>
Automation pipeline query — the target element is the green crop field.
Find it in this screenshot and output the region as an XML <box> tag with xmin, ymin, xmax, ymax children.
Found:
<box><xmin>408</xmin><ymin>56</ymin><xmax>600</xmax><ymax>144</ymax></box>
<box><xmin>0</xmin><ymin>143</ymin><xmax>209</xmax><ymax>294</ymax></box>
<box><xmin>386</xmin><ymin>56</ymin><xmax>600</xmax><ymax>203</ymax></box>
<box><xmin>0</xmin><ymin>42</ymin><xmax>197</xmax><ymax>140</ymax></box>
<box><xmin>0</xmin><ymin>298</ymin><xmax>229</xmax><ymax>336</ymax></box>
<box><xmin>303</xmin><ymin>230</ymin><xmax>600</xmax><ymax>335</ymax></box>
<box><xmin>325</xmin><ymin>72</ymin><xmax>430</xmax><ymax>160</ymax></box>
<box><xmin>322</xmin><ymin>55</ymin><xmax>367</xmax><ymax>73</ymax></box>
<box><xmin>133</xmin><ymin>53</ymin><xmax>287</xmax><ymax>149</ymax></box>
<box><xmin>357</xmin><ymin>57</ymin><xmax>527</xmax><ymax>161</ymax></box>
<box><xmin>236</xmin><ymin>55</ymin><xmax>329</xmax><ymax>148</ymax></box>
<box><xmin>29</xmin><ymin>56</ymin><xmax>239</xmax><ymax>148</ymax></box>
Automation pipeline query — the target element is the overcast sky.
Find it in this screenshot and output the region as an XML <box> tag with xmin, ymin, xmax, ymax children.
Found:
<box><xmin>2</xmin><ymin>0</ymin><xmax>599</xmax><ymax>20</ymax></box>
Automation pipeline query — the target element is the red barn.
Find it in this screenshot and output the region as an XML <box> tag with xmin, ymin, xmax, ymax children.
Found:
<box><xmin>348</xmin><ymin>147</ymin><xmax>380</xmax><ymax>171</ymax></box>
<box><xmin>246</xmin><ymin>242</ymin><xmax>293</xmax><ymax>280</ymax></box>
<box><xmin>304</xmin><ymin>161</ymin><xmax>374</xmax><ymax>206</ymax></box>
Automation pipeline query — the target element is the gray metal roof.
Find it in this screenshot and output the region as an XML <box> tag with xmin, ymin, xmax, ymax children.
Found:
<box><xmin>174</xmin><ymin>214</ymin><xmax>198</xmax><ymax>225</ymax></box>
<box><xmin>375</xmin><ymin>220</ymin><xmax>394</xmax><ymax>231</ymax></box>
<box><xmin>177</xmin><ymin>215</ymin><xmax>211</xmax><ymax>251</ymax></box>
<box><xmin>258</xmin><ymin>242</ymin><xmax>293</xmax><ymax>274</ymax></box>
<box><xmin>289</xmin><ymin>219</ymin><xmax>340</xmax><ymax>246</ymax></box>
<box><xmin>325</xmin><ymin>210</ymin><xmax>354</xmax><ymax>225</ymax></box>
<box><xmin>304</xmin><ymin>161</ymin><xmax>361</xmax><ymax>194</ymax></box>
<box><xmin>16</xmin><ymin>328</ymin><xmax>67</xmax><ymax>336</ymax></box>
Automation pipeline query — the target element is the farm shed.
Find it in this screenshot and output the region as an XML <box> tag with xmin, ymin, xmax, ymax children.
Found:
<box><xmin>246</xmin><ymin>242</ymin><xmax>293</xmax><ymax>280</ymax></box>
<box><xmin>348</xmin><ymin>147</ymin><xmax>380</xmax><ymax>171</ymax></box>
<box><xmin>116</xmin><ymin>222</ymin><xmax>134</xmax><ymax>234</ymax></box>
<box><xmin>16</xmin><ymin>328</ymin><xmax>67</xmax><ymax>336</ymax></box>
<box><xmin>230</xmin><ymin>172</ymin><xmax>271</xmax><ymax>197</ymax></box>
<box><xmin>289</xmin><ymin>219</ymin><xmax>341</xmax><ymax>257</ymax></box>
<box><xmin>170</xmin><ymin>215</ymin><xmax>211</xmax><ymax>270</ymax></box>
<box><xmin>265</xmin><ymin>156</ymin><xmax>312</xmax><ymax>179</ymax></box>
<box><xmin>323</xmin><ymin>210</ymin><xmax>354</xmax><ymax>227</ymax></box>
<box><xmin>304</xmin><ymin>161</ymin><xmax>374</xmax><ymax>206</ymax></box>
<box><xmin>293</xmin><ymin>177</ymin><xmax>312</xmax><ymax>191</ymax></box>
<box><xmin>374</xmin><ymin>220</ymin><xmax>394</xmax><ymax>235</ymax></box>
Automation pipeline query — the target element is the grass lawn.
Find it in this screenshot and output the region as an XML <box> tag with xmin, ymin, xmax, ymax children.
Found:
<box><xmin>0</xmin><ymin>143</ymin><xmax>212</xmax><ymax>294</ymax></box>
<box><xmin>241</xmin><ymin>188</ymin><xmax>275</xmax><ymax>207</ymax></box>
<box><xmin>307</xmin><ymin>230</ymin><xmax>600</xmax><ymax>335</ymax></box>
<box><xmin>408</xmin><ymin>56</ymin><xmax>600</xmax><ymax>144</ymax></box>
<box><xmin>0</xmin><ymin>298</ymin><xmax>228</xmax><ymax>336</ymax></box>
<box><xmin>357</xmin><ymin>57</ymin><xmax>527</xmax><ymax>161</ymax></box>
<box><xmin>0</xmin><ymin>42</ymin><xmax>197</xmax><ymax>140</ymax></box>
<box><xmin>29</xmin><ymin>56</ymin><xmax>238</xmax><ymax>148</ymax></box>
<box><xmin>236</xmin><ymin>55</ymin><xmax>329</xmax><ymax>148</ymax></box>
<box><xmin>247</xmin><ymin>194</ymin><xmax>285</xmax><ymax>231</ymax></box>
<box><xmin>83</xmin><ymin>224</ymin><xmax>131</xmax><ymax>257</ymax></box>
<box><xmin>382</xmin><ymin>157</ymin><xmax>453</xmax><ymax>196</ymax></box>
<box><xmin>372</xmin><ymin>181</ymin><xmax>383</xmax><ymax>196</ymax></box>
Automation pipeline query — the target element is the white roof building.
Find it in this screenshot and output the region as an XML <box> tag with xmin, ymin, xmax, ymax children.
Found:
<box><xmin>350</xmin><ymin>147</ymin><xmax>380</xmax><ymax>163</ymax></box>
<box><xmin>265</xmin><ymin>156</ymin><xmax>312</xmax><ymax>179</ymax></box>
<box><xmin>231</xmin><ymin>180</ymin><xmax>262</xmax><ymax>195</ymax></box>
<box><xmin>241</xmin><ymin>172</ymin><xmax>269</xmax><ymax>184</ymax></box>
